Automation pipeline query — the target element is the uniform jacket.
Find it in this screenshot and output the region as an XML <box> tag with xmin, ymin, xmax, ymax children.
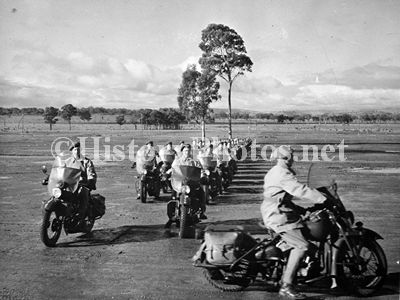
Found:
<box><xmin>65</xmin><ymin>156</ymin><xmax>97</xmax><ymax>189</ymax></box>
<box><xmin>261</xmin><ymin>160</ymin><xmax>325</xmax><ymax>233</ymax></box>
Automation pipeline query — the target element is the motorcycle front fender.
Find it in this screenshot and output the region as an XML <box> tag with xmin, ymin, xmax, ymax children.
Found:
<box><xmin>42</xmin><ymin>197</ymin><xmax>67</xmax><ymax>216</ymax></box>
<box><xmin>181</xmin><ymin>194</ymin><xmax>191</xmax><ymax>206</ymax></box>
<box><xmin>353</xmin><ymin>227</ymin><xmax>384</xmax><ymax>240</ymax></box>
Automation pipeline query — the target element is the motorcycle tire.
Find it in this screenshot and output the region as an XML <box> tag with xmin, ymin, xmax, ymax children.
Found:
<box><xmin>162</xmin><ymin>182</ymin><xmax>168</xmax><ymax>194</ymax></box>
<box><xmin>140</xmin><ymin>181</ymin><xmax>147</xmax><ymax>203</ymax></box>
<box><xmin>83</xmin><ymin>216</ymin><xmax>95</xmax><ymax>233</ymax></box>
<box><xmin>203</xmin><ymin>269</ymin><xmax>250</xmax><ymax>292</ymax></box>
<box><xmin>179</xmin><ymin>204</ymin><xmax>190</xmax><ymax>238</ymax></box>
<box><xmin>337</xmin><ymin>238</ymin><xmax>387</xmax><ymax>297</ymax></box>
<box><xmin>203</xmin><ymin>185</ymin><xmax>210</xmax><ymax>205</ymax></box>
<box><xmin>40</xmin><ymin>209</ymin><xmax>62</xmax><ymax>247</ymax></box>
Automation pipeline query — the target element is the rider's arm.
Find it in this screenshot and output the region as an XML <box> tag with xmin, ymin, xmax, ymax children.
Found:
<box><xmin>280</xmin><ymin>169</ymin><xmax>326</xmax><ymax>203</ymax></box>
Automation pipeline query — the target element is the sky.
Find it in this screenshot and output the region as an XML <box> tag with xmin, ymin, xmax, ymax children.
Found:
<box><xmin>0</xmin><ymin>0</ymin><xmax>399</xmax><ymax>112</ymax></box>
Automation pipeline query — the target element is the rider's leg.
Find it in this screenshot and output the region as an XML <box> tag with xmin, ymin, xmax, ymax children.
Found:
<box><xmin>77</xmin><ymin>186</ymin><xmax>90</xmax><ymax>219</ymax></box>
<box><xmin>279</xmin><ymin>229</ymin><xmax>308</xmax><ymax>299</ymax></box>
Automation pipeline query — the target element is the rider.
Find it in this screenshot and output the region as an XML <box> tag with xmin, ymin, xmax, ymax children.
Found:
<box><xmin>261</xmin><ymin>145</ymin><xmax>326</xmax><ymax>300</ymax></box>
<box><xmin>159</xmin><ymin>142</ymin><xmax>177</xmax><ymax>192</ymax></box>
<box><xmin>174</xmin><ymin>140</ymin><xmax>185</xmax><ymax>158</ymax></box>
<box><xmin>68</xmin><ymin>141</ymin><xmax>97</xmax><ymax>223</ymax></box>
<box><xmin>136</xmin><ymin>141</ymin><xmax>159</xmax><ymax>200</ymax></box>
<box><xmin>171</xmin><ymin>144</ymin><xmax>207</xmax><ymax>219</ymax></box>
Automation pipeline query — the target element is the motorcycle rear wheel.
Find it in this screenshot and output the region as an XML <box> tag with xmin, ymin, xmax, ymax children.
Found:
<box><xmin>40</xmin><ymin>209</ymin><xmax>62</xmax><ymax>247</ymax></box>
<box><xmin>203</xmin><ymin>269</ymin><xmax>250</xmax><ymax>292</ymax></box>
<box><xmin>140</xmin><ymin>181</ymin><xmax>147</xmax><ymax>203</ymax></box>
<box><xmin>337</xmin><ymin>239</ymin><xmax>387</xmax><ymax>296</ymax></box>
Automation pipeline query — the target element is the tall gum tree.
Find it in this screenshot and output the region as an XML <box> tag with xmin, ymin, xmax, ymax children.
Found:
<box><xmin>177</xmin><ymin>65</ymin><xmax>220</xmax><ymax>141</ymax></box>
<box><xmin>199</xmin><ymin>23</ymin><xmax>253</xmax><ymax>139</ymax></box>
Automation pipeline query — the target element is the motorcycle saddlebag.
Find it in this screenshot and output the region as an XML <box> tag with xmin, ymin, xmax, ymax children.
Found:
<box><xmin>91</xmin><ymin>193</ymin><xmax>106</xmax><ymax>218</ymax></box>
<box><xmin>204</xmin><ymin>225</ymin><xmax>256</xmax><ymax>265</ymax></box>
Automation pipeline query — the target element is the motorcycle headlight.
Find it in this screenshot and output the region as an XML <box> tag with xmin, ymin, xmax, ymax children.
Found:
<box><xmin>143</xmin><ymin>170</ymin><xmax>147</xmax><ymax>175</ymax></box>
<box><xmin>52</xmin><ymin>188</ymin><xmax>62</xmax><ymax>198</ymax></box>
<box><xmin>204</xmin><ymin>170</ymin><xmax>210</xmax><ymax>176</ymax></box>
<box><xmin>181</xmin><ymin>185</ymin><xmax>190</xmax><ymax>194</ymax></box>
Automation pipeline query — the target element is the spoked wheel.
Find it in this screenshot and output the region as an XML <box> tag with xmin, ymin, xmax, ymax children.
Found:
<box><xmin>337</xmin><ymin>239</ymin><xmax>387</xmax><ymax>296</ymax></box>
<box><xmin>40</xmin><ymin>209</ymin><xmax>62</xmax><ymax>247</ymax></box>
<box><xmin>203</xmin><ymin>268</ymin><xmax>250</xmax><ymax>292</ymax></box>
<box><xmin>140</xmin><ymin>181</ymin><xmax>147</xmax><ymax>203</ymax></box>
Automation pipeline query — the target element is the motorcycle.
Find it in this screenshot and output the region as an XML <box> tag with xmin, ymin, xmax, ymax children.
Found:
<box><xmin>193</xmin><ymin>165</ymin><xmax>387</xmax><ymax>296</ymax></box>
<box><xmin>135</xmin><ymin>160</ymin><xmax>161</xmax><ymax>203</ymax></box>
<box><xmin>40</xmin><ymin>152</ymin><xmax>106</xmax><ymax>247</ymax></box>
<box><xmin>159</xmin><ymin>150</ymin><xmax>175</xmax><ymax>194</ymax></box>
<box><xmin>217</xmin><ymin>162</ymin><xmax>232</xmax><ymax>192</ymax></box>
<box><xmin>166</xmin><ymin>165</ymin><xmax>206</xmax><ymax>238</ymax></box>
<box><xmin>198</xmin><ymin>155</ymin><xmax>219</xmax><ymax>205</ymax></box>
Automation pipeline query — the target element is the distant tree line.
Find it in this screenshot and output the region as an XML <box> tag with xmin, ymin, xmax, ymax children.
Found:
<box><xmin>0</xmin><ymin>106</ymin><xmax>187</xmax><ymax>130</ymax></box>
<box><xmin>213</xmin><ymin>111</ymin><xmax>400</xmax><ymax>123</ymax></box>
<box><xmin>1</xmin><ymin>107</ymin><xmax>399</xmax><ymax>130</ymax></box>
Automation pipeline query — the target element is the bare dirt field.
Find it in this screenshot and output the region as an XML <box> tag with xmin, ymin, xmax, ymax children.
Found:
<box><xmin>0</xmin><ymin>123</ymin><xmax>399</xmax><ymax>299</ymax></box>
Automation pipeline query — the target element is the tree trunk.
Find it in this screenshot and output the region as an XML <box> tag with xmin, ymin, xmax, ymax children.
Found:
<box><xmin>50</xmin><ymin>123</ymin><xmax>52</xmax><ymax>131</ymax></box>
<box><xmin>228</xmin><ymin>81</ymin><xmax>233</xmax><ymax>140</ymax></box>
<box><xmin>69</xmin><ymin>120</ymin><xmax>71</xmax><ymax>131</ymax></box>
<box><xmin>201</xmin><ymin>118</ymin><xmax>206</xmax><ymax>142</ymax></box>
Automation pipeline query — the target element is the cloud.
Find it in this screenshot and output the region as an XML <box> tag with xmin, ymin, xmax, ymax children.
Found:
<box><xmin>0</xmin><ymin>49</ymin><xmax>188</xmax><ymax>108</ymax></box>
<box><xmin>1</xmin><ymin>48</ymin><xmax>399</xmax><ymax>112</ymax></box>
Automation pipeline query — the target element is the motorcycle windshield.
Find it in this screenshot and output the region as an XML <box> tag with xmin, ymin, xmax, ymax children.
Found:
<box><xmin>136</xmin><ymin>146</ymin><xmax>156</xmax><ymax>174</ymax></box>
<box><xmin>171</xmin><ymin>165</ymin><xmax>201</xmax><ymax>192</ymax></box>
<box><xmin>159</xmin><ymin>148</ymin><xmax>175</xmax><ymax>164</ymax></box>
<box><xmin>48</xmin><ymin>151</ymin><xmax>82</xmax><ymax>195</ymax></box>
<box><xmin>306</xmin><ymin>163</ymin><xmax>336</xmax><ymax>189</ymax></box>
<box><xmin>197</xmin><ymin>155</ymin><xmax>217</xmax><ymax>170</ymax></box>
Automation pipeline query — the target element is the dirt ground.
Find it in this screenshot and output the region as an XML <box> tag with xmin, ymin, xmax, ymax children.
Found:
<box><xmin>0</xmin><ymin>124</ymin><xmax>399</xmax><ymax>299</ymax></box>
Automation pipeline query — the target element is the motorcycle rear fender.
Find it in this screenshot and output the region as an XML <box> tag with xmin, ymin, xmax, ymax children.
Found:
<box><xmin>43</xmin><ymin>197</ymin><xmax>67</xmax><ymax>215</ymax></box>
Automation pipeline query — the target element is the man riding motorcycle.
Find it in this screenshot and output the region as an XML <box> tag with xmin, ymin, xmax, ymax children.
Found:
<box><xmin>261</xmin><ymin>145</ymin><xmax>326</xmax><ymax>300</ymax></box>
<box><xmin>170</xmin><ymin>144</ymin><xmax>207</xmax><ymax>219</ymax></box>
<box><xmin>159</xmin><ymin>142</ymin><xmax>177</xmax><ymax>194</ymax></box>
<box><xmin>68</xmin><ymin>141</ymin><xmax>97</xmax><ymax>224</ymax></box>
<box><xmin>136</xmin><ymin>141</ymin><xmax>159</xmax><ymax>200</ymax></box>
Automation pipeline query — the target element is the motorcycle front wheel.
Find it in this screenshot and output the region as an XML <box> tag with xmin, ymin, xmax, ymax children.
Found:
<box><xmin>203</xmin><ymin>269</ymin><xmax>250</xmax><ymax>292</ymax></box>
<box><xmin>140</xmin><ymin>181</ymin><xmax>147</xmax><ymax>203</ymax></box>
<box><xmin>337</xmin><ymin>239</ymin><xmax>387</xmax><ymax>296</ymax></box>
<box><xmin>40</xmin><ymin>209</ymin><xmax>62</xmax><ymax>247</ymax></box>
<box><xmin>179</xmin><ymin>204</ymin><xmax>190</xmax><ymax>238</ymax></box>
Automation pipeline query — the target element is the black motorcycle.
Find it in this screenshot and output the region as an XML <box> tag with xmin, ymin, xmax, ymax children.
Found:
<box><xmin>193</xmin><ymin>166</ymin><xmax>387</xmax><ymax>296</ymax></box>
<box><xmin>40</xmin><ymin>153</ymin><xmax>105</xmax><ymax>247</ymax></box>
<box><xmin>217</xmin><ymin>162</ymin><xmax>232</xmax><ymax>192</ymax></box>
<box><xmin>135</xmin><ymin>162</ymin><xmax>161</xmax><ymax>203</ymax></box>
<box><xmin>166</xmin><ymin>165</ymin><xmax>205</xmax><ymax>238</ymax></box>
<box><xmin>198</xmin><ymin>156</ymin><xmax>219</xmax><ymax>204</ymax></box>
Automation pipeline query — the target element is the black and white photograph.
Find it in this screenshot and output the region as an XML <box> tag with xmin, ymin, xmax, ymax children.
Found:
<box><xmin>0</xmin><ymin>0</ymin><xmax>399</xmax><ymax>299</ymax></box>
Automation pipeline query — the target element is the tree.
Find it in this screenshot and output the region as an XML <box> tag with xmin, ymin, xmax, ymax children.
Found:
<box><xmin>116</xmin><ymin>115</ymin><xmax>126</xmax><ymax>128</ymax></box>
<box><xmin>78</xmin><ymin>108</ymin><xmax>92</xmax><ymax>122</ymax></box>
<box><xmin>199</xmin><ymin>23</ymin><xmax>253</xmax><ymax>139</ymax></box>
<box><xmin>60</xmin><ymin>104</ymin><xmax>77</xmax><ymax>130</ymax></box>
<box><xmin>43</xmin><ymin>107</ymin><xmax>59</xmax><ymax>130</ymax></box>
<box><xmin>178</xmin><ymin>65</ymin><xmax>220</xmax><ymax>141</ymax></box>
